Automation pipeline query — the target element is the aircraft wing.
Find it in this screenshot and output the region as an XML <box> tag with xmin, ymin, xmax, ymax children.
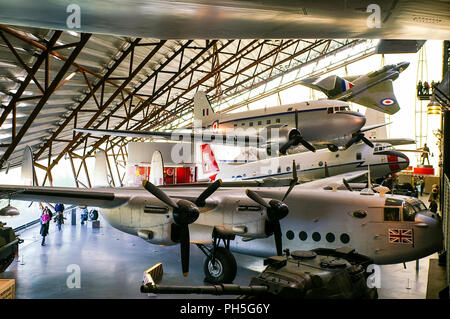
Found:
<box><xmin>0</xmin><ymin>185</ymin><xmax>129</xmax><ymax>208</ymax></box>
<box><xmin>74</xmin><ymin>128</ymin><xmax>262</xmax><ymax>146</ymax></box>
<box><xmin>344</xmin><ymin>79</ymin><xmax>400</xmax><ymax>115</ymax></box>
<box><xmin>297</xmin><ymin>171</ymin><xmax>368</xmax><ymax>190</ymax></box>
<box><xmin>360</xmin><ymin>122</ymin><xmax>391</xmax><ymax>133</ymax></box>
<box><xmin>368</xmin><ymin>138</ymin><xmax>416</xmax><ymax>146</ymax></box>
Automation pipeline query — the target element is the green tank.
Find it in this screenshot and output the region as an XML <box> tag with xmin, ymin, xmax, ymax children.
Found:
<box><xmin>141</xmin><ymin>247</ymin><xmax>378</xmax><ymax>299</ymax></box>
<box><xmin>0</xmin><ymin>222</ymin><xmax>21</xmax><ymax>273</ymax></box>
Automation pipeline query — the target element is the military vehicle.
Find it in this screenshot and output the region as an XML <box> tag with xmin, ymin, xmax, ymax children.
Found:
<box><xmin>0</xmin><ymin>222</ymin><xmax>21</xmax><ymax>272</ymax></box>
<box><xmin>140</xmin><ymin>247</ymin><xmax>378</xmax><ymax>299</ymax></box>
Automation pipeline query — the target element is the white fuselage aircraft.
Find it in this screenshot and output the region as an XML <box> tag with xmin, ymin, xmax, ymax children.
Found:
<box><xmin>75</xmin><ymin>92</ymin><xmax>370</xmax><ymax>156</ymax></box>
<box><xmin>202</xmin><ymin>142</ymin><xmax>409</xmax><ymax>183</ymax></box>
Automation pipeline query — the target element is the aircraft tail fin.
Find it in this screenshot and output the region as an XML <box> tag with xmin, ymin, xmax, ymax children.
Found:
<box><xmin>193</xmin><ymin>91</ymin><xmax>217</xmax><ymax>128</ymax></box>
<box><xmin>93</xmin><ymin>151</ymin><xmax>111</xmax><ymax>187</ymax></box>
<box><xmin>200</xmin><ymin>144</ymin><xmax>220</xmax><ymax>181</ymax></box>
<box><xmin>21</xmin><ymin>146</ymin><xmax>35</xmax><ymax>186</ymax></box>
<box><xmin>299</xmin><ymin>75</ymin><xmax>355</xmax><ymax>98</ymax></box>
<box><xmin>149</xmin><ymin>151</ymin><xmax>164</xmax><ymax>186</ymax></box>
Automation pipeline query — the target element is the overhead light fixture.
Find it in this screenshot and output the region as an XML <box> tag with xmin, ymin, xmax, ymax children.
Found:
<box><xmin>65</xmin><ymin>72</ymin><xmax>77</xmax><ymax>81</ymax></box>
<box><xmin>427</xmin><ymin>96</ymin><xmax>441</xmax><ymax>115</ymax></box>
<box><xmin>0</xmin><ymin>199</ymin><xmax>20</xmax><ymax>217</ymax></box>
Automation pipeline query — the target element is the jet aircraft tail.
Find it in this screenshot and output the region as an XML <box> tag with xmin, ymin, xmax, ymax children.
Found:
<box><xmin>193</xmin><ymin>91</ymin><xmax>219</xmax><ymax>129</ymax></box>
<box><xmin>300</xmin><ymin>74</ymin><xmax>356</xmax><ymax>98</ymax></box>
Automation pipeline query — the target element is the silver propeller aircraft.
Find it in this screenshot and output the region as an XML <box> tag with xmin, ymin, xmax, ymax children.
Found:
<box><xmin>299</xmin><ymin>61</ymin><xmax>409</xmax><ymax>115</ymax></box>
<box><xmin>0</xmin><ymin>158</ymin><xmax>442</xmax><ymax>284</ymax></box>
<box><xmin>202</xmin><ymin>142</ymin><xmax>410</xmax><ymax>183</ymax></box>
<box><xmin>75</xmin><ymin>91</ymin><xmax>370</xmax><ymax>156</ymax></box>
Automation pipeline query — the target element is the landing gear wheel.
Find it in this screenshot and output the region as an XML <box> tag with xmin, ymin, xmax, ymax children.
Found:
<box><xmin>203</xmin><ymin>247</ymin><xmax>237</xmax><ymax>284</ymax></box>
<box><xmin>89</xmin><ymin>210</ymin><xmax>99</xmax><ymax>221</ymax></box>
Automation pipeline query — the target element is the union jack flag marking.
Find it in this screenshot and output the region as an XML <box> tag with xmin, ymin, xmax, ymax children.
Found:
<box><xmin>389</xmin><ymin>229</ymin><xmax>413</xmax><ymax>244</ymax></box>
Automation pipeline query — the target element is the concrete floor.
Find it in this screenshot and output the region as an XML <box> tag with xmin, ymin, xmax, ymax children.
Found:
<box><xmin>0</xmin><ymin>214</ymin><xmax>438</xmax><ymax>299</ymax></box>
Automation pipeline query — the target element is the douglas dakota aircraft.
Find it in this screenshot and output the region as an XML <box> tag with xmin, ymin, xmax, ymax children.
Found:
<box><xmin>75</xmin><ymin>91</ymin><xmax>381</xmax><ymax>156</ymax></box>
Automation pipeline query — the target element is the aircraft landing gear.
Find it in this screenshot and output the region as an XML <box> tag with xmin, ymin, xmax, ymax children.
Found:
<box><xmin>197</xmin><ymin>229</ymin><xmax>237</xmax><ymax>284</ymax></box>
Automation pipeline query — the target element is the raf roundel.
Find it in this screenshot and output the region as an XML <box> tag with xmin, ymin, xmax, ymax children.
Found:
<box><xmin>380</xmin><ymin>98</ymin><xmax>396</xmax><ymax>106</ymax></box>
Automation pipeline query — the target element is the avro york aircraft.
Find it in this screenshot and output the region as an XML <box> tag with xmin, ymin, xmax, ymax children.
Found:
<box><xmin>0</xmin><ymin>155</ymin><xmax>442</xmax><ymax>284</ymax></box>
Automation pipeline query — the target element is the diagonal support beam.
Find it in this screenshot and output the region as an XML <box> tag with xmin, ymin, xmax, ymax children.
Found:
<box><xmin>0</xmin><ymin>33</ymin><xmax>91</xmax><ymax>168</ymax></box>
<box><xmin>0</xmin><ymin>30</ymin><xmax>62</xmax><ymax>127</ymax></box>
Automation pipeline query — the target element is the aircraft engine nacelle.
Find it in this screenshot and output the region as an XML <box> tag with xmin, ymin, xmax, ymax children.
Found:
<box><xmin>197</xmin><ymin>197</ymin><xmax>269</xmax><ymax>239</ymax></box>
<box><xmin>259</xmin><ymin>125</ymin><xmax>300</xmax><ymax>156</ymax></box>
<box><xmin>122</xmin><ymin>198</ymin><xmax>177</xmax><ymax>246</ymax></box>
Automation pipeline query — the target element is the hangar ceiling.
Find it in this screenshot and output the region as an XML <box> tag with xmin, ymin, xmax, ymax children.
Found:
<box><xmin>0</xmin><ymin>24</ymin><xmax>378</xmax><ymax>186</ymax></box>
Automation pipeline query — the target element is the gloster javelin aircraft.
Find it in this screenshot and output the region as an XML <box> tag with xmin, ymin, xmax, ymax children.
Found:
<box><xmin>201</xmin><ymin>142</ymin><xmax>410</xmax><ymax>183</ymax></box>
<box><xmin>75</xmin><ymin>91</ymin><xmax>372</xmax><ymax>156</ymax></box>
<box><xmin>299</xmin><ymin>61</ymin><xmax>410</xmax><ymax>115</ymax></box>
<box><xmin>0</xmin><ymin>158</ymin><xmax>442</xmax><ymax>284</ymax></box>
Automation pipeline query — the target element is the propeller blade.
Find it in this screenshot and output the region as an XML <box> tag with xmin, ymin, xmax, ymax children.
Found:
<box><xmin>143</xmin><ymin>180</ymin><xmax>178</xmax><ymax>208</ymax></box>
<box><xmin>298</xmin><ymin>137</ymin><xmax>316</xmax><ymax>153</ymax></box>
<box><xmin>360</xmin><ymin>135</ymin><xmax>374</xmax><ymax>148</ymax></box>
<box><xmin>179</xmin><ymin>225</ymin><xmax>190</xmax><ymax>276</ymax></box>
<box><xmin>273</xmin><ymin>221</ymin><xmax>283</xmax><ymax>256</ymax></box>
<box><xmin>246</xmin><ymin>189</ymin><xmax>270</xmax><ymax>208</ymax></box>
<box><xmin>342</xmin><ymin>178</ymin><xmax>353</xmax><ymax>192</ymax></box>
<box><xmin>295</xmin><ymin>108</ymin><xmax>299</xmax><ymax>130</ymax></box>
<box><xmin>279</xmin><ymin>138</ymin><xmax>297</xmax><ymax>155</ymax></box>
<box><xmin>282</xmin><ymin>160</ymin><xmax>298</xmax><ymax>202</ymax></box>
<box><xmin>195</xmin><ymin>179</ymin><xmax>222</xmax><ymax>207</ymax></box>
<box><xmin>344</xmin><ymin>135</ymin><xmax>361</xmax><ymax>149</ymax></box>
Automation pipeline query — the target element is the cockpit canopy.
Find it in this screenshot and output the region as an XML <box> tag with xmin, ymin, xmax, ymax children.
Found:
<box><xmin>383</xmin><ymin>197</ymin><xmax>427</xmax><ymax>222</ymax></box>
<box><xmin>373</xmin><ymin>144</ymin><xmax>394</xmax><ymax>153</ymax></box>
<box><xmin>327</xmin><ymin>105</ymin><xmax>350</xmax><ymax>114</ymax></box>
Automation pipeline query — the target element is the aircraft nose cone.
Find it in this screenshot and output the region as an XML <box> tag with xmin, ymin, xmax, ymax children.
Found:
<box><xmin>378</xmin><ymin>150</ymin><xmax>409</xmax><ymax>173</ymax></box>
<box><xmin>398</xmin><ymin>61</ymin><xmax>410</xmax><ymax>72</ymax></box>
<box><xmin>335</xmin><ymin>110</ymin><xmax>366</xmax><ymax>130</ymax></box>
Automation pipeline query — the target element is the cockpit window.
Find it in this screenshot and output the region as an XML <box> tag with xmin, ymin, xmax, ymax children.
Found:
<box><xmin>403</xmin><ymin>203</ymin><xmax>416</xmax><ymax>222</ymax></box>
<box><xmin>407</xmin><ymin>200</ymin><xmax>427</xmax><ymax>213</ymax></box>
<box><xmin>384</xmin><ymin>198</ymin><xmax>402</xmax><ymax>221</ymax></box>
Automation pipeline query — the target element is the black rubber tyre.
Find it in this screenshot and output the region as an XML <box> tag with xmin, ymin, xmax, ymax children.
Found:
<box><xmin>89</xmin><ymin>210</ymin><xmax>99</xmax><ymax>221</ymax></box>
<box><xmin>203</xmin><ymin>247</ymin><xmax>237</xmax><ymax>284</ymax></box>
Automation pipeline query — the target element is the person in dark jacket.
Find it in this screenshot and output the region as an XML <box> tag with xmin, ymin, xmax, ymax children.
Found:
<box><xmin>54</xmin><ymin>211</ymin><xmax>66</xmax><ymax>231</ymax></box>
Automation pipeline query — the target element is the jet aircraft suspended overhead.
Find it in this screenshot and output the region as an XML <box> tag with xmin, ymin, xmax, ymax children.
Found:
<box><xmin>299</xmin><ymin>62</ymin><xmax>410</xmax><ymax>115</ymax></box>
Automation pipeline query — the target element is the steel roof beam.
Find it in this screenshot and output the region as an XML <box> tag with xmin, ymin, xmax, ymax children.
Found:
<box><xmin>0</xmin><ymin>30</ymin><xmax>62</xmax><ymax>127</ymax></box>
<box><xmin>0</xmin><ymin>33</ymin><xmax>91</xmax><ymax>168</ymax></box>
